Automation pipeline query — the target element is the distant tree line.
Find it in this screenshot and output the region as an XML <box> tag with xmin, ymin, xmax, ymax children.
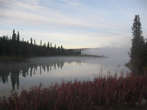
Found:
<box><xmin>0</xmin><ymin>29</ymin><xmax>81</xmax><ymax>57</ymax></box>
<box><xmin>129</xmin><ymin>15</ymin><xmax>147</xmax><ymax>74</ymax></box>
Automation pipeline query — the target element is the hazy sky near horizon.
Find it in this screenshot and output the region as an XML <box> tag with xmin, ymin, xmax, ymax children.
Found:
<box><xmin>0</xmin><ymin>0</ymin><xmax>147</xmax><ymax>48</ymax></box>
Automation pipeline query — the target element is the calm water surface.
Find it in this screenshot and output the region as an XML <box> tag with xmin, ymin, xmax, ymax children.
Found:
<box><xmin>0</xmin><ymin>56</ymin><xmax>129</xmax><ymax>96</ymax></box>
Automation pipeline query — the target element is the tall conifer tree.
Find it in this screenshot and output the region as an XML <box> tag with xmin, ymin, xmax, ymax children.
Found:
<box><xmin>130</xmin><ymin>15</ymin><xmax>145</xmax><ymax>73</ymax></box>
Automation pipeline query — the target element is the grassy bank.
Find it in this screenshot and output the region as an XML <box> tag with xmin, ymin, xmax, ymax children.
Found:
<box><xmin>0</xmin><ymin>74</ymin><xmax>147</xmax><ymax>110</ymax></box>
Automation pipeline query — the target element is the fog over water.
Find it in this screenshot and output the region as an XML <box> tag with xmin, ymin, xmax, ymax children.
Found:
<box><xmin>82</xmin><ymin>47</ymin><xmax>130</xmax><ymax>67</ymax></box>
<box><xmin>0</xmin><ymin>48</ymin><xmax>130</xmax><ymax>96</ymax></box>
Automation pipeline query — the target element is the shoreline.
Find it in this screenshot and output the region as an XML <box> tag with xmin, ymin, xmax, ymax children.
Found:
<box><xmin>0</xmin><ymin>74</ymin><xmax>147</xmax><ymax>110</ymax></box>
<box><xmin>0</xmin><ymin>55</ymin><xmax>105</xmax><ymax>61</ymax></box>
<box><xmin>0</xmin><ymin>56</ymin><xmax>26</xmax><ymax>62</ymax></box>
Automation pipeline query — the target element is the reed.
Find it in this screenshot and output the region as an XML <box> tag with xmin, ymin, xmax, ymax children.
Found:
<box><xmin>0</xmin><ymin>74</ymin><xmax>147</xmax><ymax>110</ymax></box>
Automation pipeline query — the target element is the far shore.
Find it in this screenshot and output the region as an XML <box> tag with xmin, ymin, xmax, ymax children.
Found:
<box><xmin>0</xmin><ymin>56</ymin><xmax>26</xmax><ymax>62</ymax></box>
<box><xmin>0</xmin><ymin>55</ymin><xmax>105</xmax><ymax>61</ymax></box>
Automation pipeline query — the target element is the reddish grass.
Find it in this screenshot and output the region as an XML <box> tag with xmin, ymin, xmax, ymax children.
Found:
<box><xmin>0</xmin><ymin>75</ymin><xmax>147</xmax><ymax>110</ymax></box>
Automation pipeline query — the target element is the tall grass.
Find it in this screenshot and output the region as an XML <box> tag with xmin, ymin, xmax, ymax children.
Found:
<box><xmin>0</xmin><ymin>74</ymin><xmax>147</xmax><ymax>110</ymax></box>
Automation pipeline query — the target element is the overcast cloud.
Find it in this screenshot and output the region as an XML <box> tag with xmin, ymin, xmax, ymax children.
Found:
<box><xmin>0</xmin><ymin>0</ymin><xmax>146</xmax><ymax>48</ymax></box>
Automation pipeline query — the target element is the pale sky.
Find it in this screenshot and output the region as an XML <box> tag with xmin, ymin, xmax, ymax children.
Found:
<box><xmin>0</xmin><ymin>0</ymin><xmax>147</xmax><ymax>48</ymax></box>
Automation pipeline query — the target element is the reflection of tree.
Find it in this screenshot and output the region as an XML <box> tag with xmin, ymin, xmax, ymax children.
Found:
<box><xmin>0</xmin><ymin>60</ymin><xmax>65</xmax><ymax>91</ymax></box>
<box><xmin>0</xmin><ymin>57</ymin><xmax>82</xmax><ymax>91</ymax></box>
<box><xmin>11</xmin><ymin>71</ymin><xmax>19</xmax><ymax>90</ymax></box>
<box><xmin>0</xmin><ymin>60</ymin><xmax>70</xmax><ymax>90</ymax></box>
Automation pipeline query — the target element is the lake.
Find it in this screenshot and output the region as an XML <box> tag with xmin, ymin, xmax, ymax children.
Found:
<box><xmin>0</xmin><ymin>48</ymin><xmax>130</xmax><ymax>96</ymax></box>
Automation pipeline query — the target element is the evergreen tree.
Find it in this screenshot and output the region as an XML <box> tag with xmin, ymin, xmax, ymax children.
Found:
<box><xmin>0</xmin><ymin>29</ymin><xmax>79</xmax><ymax>57</ymax></box>
<box><xmin>47</xmin><ymin>42</ymin><xmax>50</xmax><ymax>48</ymax></box>
<box><xmin>17</xmin><ymin>32</ymin><xmax>20</xmax><ymax>42</ymax></box>
<box><xmin>30</xmin><ymin>38</ymin><xmax>33</xmax><ymax>45</ymax></box>
<box><xmin>61</xmin><ymin>45</ymin><xmax>63</xmax><ymax>49</ymax></box>
<box><xmin>130</xmin><ymin>15</ymin><xmax>145</xmax><ymax>74</ymax></box>
<box><xmin>12</xmin><ymin>29</ymin><xmax>17</xmax><ymax>40</ymax></box>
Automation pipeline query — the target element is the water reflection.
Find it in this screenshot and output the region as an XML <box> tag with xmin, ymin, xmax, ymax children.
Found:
<box><xmin>0</xmin><ymin>56</ymin><xmax>129</xmax><ymax>96</ymax></box>
<box><xmin>0</xmin><ymin>57</ymin><xmax>83</xmax><ymax>91</ymax></box>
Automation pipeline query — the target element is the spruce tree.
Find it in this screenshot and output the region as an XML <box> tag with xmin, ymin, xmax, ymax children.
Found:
<box><xmin>12</xmin><ymin>29</ymin><xmax>17</xmax><ymax>40</ymax></box>
<box><xmin>17</xmin><ymin>31</ymin><xmax>20</xmax><ymax>42</ymax></box>
<box><xmin>47</xmin><ymin>42</ymin><xmax>50</xmax><ymax>48</ymax></box>
<box><xmin>130</xmin><ymin>15</ymin><xmax>145</xmax><ymax>74</ymax></box>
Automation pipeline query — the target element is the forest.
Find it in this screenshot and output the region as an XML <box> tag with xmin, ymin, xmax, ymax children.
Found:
<box><xmin>0</xmin><ymin>30</ymin><xmax>81</xmax><ymax>58</ymax></box>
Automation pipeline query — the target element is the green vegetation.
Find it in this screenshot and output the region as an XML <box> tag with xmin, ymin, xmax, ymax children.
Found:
<box><xmin>129</xmin><ymin>15</ymin><xmax>147</xmax><ymax>74</ymax></box>
<box><xmin>0</xmin><ymin>30</ymin><xmax>81</xmax><ymax>59</ymax></box>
